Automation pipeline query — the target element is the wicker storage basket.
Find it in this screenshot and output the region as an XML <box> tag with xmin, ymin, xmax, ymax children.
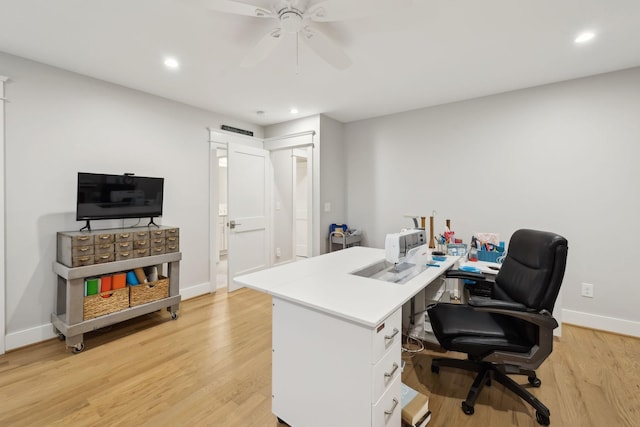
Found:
<box><xmin>83</xmin><ymin>287</ymin><xmax>129</xmax><ymax>320</ymax></box>
<box><xmin>129</xmin><ymin>276</ymin><xmax>169</xmax><ymax>307</ymax></box>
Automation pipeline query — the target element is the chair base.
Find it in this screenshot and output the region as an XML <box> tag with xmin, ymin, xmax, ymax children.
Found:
<box><xmin>431</xmin><ymin>357</ymin><xmax>551</xmax><ymax>425</ymax></box>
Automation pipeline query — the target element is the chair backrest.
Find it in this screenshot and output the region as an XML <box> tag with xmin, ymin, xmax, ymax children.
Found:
<box><xmin>494</xmin><ymin>229</ymin><xmax>568</xmax><ymax>313</ymax></box>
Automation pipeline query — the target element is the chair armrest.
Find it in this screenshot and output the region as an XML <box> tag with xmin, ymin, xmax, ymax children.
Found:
<box><xmin>468</xmin><ymin>297</ymin><xmax>559</xmax><ymax>329</ymax></box>
<box><xmin>468</xmin><ymin>296</ymin><xmax>528</xmax><ymax>311</ymax></box>
<box><xmin>445</xmin><ymin>270</ymin><xmax>486</xmax><ymax>281</ymax></box>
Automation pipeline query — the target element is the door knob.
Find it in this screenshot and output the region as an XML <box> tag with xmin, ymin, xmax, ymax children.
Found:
<box><xmin>229</xmin><ymin>220</ymin><xmax>241</xmax><ymax>229</ymax></box>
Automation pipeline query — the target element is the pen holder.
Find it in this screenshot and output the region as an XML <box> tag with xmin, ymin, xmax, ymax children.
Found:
<box><xmin>477</xmin><ymin>248</ymin><xmax>505</xmax><ymax>263</ymax></box>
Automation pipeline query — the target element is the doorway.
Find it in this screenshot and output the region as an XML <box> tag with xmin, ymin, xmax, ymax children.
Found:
<box><xmin>209</xmin><ymin>129</ymin><xmax>316</xmax><ymax>293</ymax></box>
<box><xmin>216</xmin><ymin>149</ymin><xmax>228</xmax><ymax>288</ymax></box>
<box><xmin>293</xmin><ymin>149</ymin><xmax>311</xmax><ymax>259</ymax></box>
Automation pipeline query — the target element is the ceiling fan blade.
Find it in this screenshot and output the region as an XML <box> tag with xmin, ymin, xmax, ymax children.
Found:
<box><xmin>203</xmin><ymin>0</ymin><xmax>275</xmax><ymax>18</ymax></box>
<box><xmin>241</xmin><ymin>28</ymin><xmax>283</xmax><ymax>67</ymax></box>
<box><xmin>305</xmin><ymin>0</ymin><xmax>411</xmax><ymax>22</ymax></box>
<box><xmin>300</xmin><ymin>26</ymin><xmax>351</xmax><ymax>70</ymax></box>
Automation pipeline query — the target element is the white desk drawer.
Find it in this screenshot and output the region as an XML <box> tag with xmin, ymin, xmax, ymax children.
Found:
<box><xmin>372</xmin><ymin>340</ymin><xmax>401</xmax><ymax>403</ymax></box>
<box><xmin>372</xmin><ymin>375</ymin><xmax>401</xmax><ymax>427</ymax></box>
<box><xmin>372</xmin><ymin>308</ymin><xmax>402</xmax><ymax>363</ymax></box>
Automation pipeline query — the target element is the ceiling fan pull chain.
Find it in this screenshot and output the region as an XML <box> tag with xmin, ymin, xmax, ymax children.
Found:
<box><xmin>296</xmin><ymin>33</ymin><xmax>300</xmax><ymax>75</ymax></box>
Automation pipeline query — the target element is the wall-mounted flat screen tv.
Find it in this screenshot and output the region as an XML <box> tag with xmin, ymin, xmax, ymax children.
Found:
<box><xmin>76</xmin><ymin>172</ymin><xmax>164</xmax><ymax>221</ymax></box>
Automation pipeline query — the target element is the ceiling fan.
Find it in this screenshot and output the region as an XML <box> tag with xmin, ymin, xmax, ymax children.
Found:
<box><xmin>204</xmin><ymin>0</ymin><xmax>407</xmax><ymax>70</ymax></box>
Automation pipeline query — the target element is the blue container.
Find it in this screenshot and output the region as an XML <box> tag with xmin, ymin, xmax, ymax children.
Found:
<box><xmin>477</xmin><ymin>248</ymin><xmax>504</xmax><ymax>263</ymax></box>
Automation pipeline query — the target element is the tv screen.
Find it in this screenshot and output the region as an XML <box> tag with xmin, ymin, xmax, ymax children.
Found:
<box><xmin>76</xmin><ymin>172</ymin><xmax>164</xmax><ymax>221</ymax></box>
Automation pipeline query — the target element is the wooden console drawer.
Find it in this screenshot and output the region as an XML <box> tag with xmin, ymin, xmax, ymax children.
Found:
<box><xmin>95</xmin><ymin>233</ymin><xmax>114</xmax><ymax>244</ymax></box>
<box><xmin>72</xmin><ymin>255</ymin><xmax>94</xmax><ymax>267</ymax></box>
<box><xmin>150</xmin><ymin>246</ymin><xmax>166</xmax><ymax>256</ymax></box>
<box><xmin>115</xmin><ymin>232</ymin><xmax>134</xmax><ymax>242</ymax></box>
<box><xmin>133</xmin><ymin>231</ymin><xmax>149</xmax><ymax>240</ymax></box>
<box><xmin>133</xmin><ymin>248</ymin><xmax>150</xmax><ymax>258</ymax></box>
<box><xmin>115</xmin><ymin>251</ymin><xmax>133</xmax><ymax>261</ymax></box>
<box><xmin>151</xmin><ymin>237</ymin><xmax>165</xmax><ymax>248</ymax></box>
<box><xmin>71</xmin><ymin>245</ymin><xmax>94</xmax><ymax>257</ymax></box>
<box><xmin>95</xmin><ymin>243</ymin><xmax>114</xmax><ymax>255</ymax></box>
<box><xmin>72</xmin><ymin>234</ymin><xmax>94</xmax><ymax>246</ymax></box>
<box><xmin>115</xmin><ymin>241</ymin><xmax>133</xmax><ymax>252</ymax></box>
<box><xmin>133</xmin><ymin>239</ymin><xmax>149</xmax><ymax>249</ymax></box>
<box><xmin>165</xmin><ymin>243</ymin><xmax>179</xmax><ymax>253</ymax></box>
<box><xmin>164</xmin><ymin>228</ymin><xmax>179</xmax><ymax>237</ymax></box>
<box><xmin>94</xmin><ymin>253</ymin><xmax>114</xmax><ymax>264</ymax></box>
<box><xmin>149</xmin><ymin>229</ymin><xmax>165</xmax><ymax>238</ymax></box>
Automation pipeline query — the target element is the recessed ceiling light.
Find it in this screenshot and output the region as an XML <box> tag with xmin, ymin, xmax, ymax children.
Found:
<box><xmin>575</xmin><ymin>31</ymin><xmax>595</xmax><ymax>44</ymax></box>
<box><xmin>164</xmin><ymin>57</ymin><xmax>180</xmax><ymax>69</ymax></box>
<box><xmin>290</xmin><ymin>108</ymin><xmax>299</xmax><ymax>114</ymax></box>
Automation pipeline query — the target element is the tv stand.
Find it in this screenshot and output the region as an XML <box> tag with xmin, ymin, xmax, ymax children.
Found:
<box><xmin>79</xmin><ymin>220</ymin><xmax>92</xmax><ymax>232</ymax></box>
<box><xmin>147</xmin><ymin>217</ymin><xmax>160</xmax><ymax>227</ymax></box>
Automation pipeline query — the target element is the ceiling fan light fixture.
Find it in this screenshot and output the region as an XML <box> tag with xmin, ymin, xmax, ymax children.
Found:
<box><xmin>290</xmin><ymin>108</ymin><xmax>299</xmax><ymax>114</ymax></box>
<box><xmin>280</xmin><ymin>10</ymin><xmax>304</xmax><ymax>33</ymax></box>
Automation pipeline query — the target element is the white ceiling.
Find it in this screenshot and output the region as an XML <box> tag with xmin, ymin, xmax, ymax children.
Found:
<box><xmin>1</xmin><ymin>0</ymin><xmax>639</xmax><ymax>126</ymax></box>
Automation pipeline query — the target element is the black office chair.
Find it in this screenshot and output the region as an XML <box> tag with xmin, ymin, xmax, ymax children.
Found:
<box><xmin>427</xmin><ymin>229</ymin><xmax>568</xmax><ymax>426</ymax></box>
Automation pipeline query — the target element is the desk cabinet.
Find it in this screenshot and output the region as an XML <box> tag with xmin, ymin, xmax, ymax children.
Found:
<box><xmin>272</xmin><ymin>298</ymin><xmax>401</xmax><ymax>427</ymax></box>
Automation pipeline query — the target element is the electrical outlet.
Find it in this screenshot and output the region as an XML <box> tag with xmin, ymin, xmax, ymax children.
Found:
<box><xmin>276</xmin><ymin>247</ymin><xmax>281</xmax><ymax>257</ymax></box>
<box><xmin>581</xmin><ymin>282</ymin><xmax>594</xmax><ymax>298</ymax></box>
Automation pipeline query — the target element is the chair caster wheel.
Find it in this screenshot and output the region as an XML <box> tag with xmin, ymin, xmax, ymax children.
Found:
<box><xmin>528</xmin><ymin>375</ymin><xmax>542</xmax><ymax>387</ymax></box>
<box><xmin>431</xmin><ymin>364</ymin><xmax>439</xmax><ymax>374</ymax></box>
<box><xmin>536</xmin><ymin>410</ymin><xmax>550</xmax><ymax>425</ymax></box>
<box><xmin>461</xmin><ymin>401</ymin><xmax>474</xmax><ymax>415</ymax></box>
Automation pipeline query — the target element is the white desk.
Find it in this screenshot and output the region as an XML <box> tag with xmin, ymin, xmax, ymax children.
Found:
<box><xmin>235</xmin><ymin>246</ymin><xmax>458</xmax><ymax>427</ymax></box>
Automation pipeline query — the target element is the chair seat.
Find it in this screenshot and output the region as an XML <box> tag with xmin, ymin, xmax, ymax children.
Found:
<box><xmin>429</xmin><ymin>304</ymin><xmax>533</xmax><ymax>356</ymax></box>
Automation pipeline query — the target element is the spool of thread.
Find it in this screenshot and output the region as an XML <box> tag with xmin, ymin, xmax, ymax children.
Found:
<box><xmin>429</xmin><ymin>216</ymin><xmax>436</xmax><ymax>248</ymax></box>
<box><xmin>134</xmin><ymin>268</ymin><xmax>148</xmax><ymax>284</ymax></box>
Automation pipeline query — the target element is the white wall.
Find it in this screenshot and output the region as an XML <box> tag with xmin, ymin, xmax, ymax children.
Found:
<box><xmin>1</xmin><ymin>52</ymin><xmax>262</xmax><ymax>350</ymax></box>
<box><xmin>271</xmin><ymin>149</ymin><xmax>295</xmax><ymax>264</ymax></box>
<box><xmin>344</xmin><ymin>67</ymin><xmax>640</xmax><ymax>336</ymax></box>
<box><xmin>318</xmin><ymin>116</ymin><xmax>346</xmax><ymax>254</ymax></box>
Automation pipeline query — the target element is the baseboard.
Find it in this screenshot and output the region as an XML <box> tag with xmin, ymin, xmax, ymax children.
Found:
<box><xmin>562</xmin><ymin>309</ymin><xmax>640</xmax><ymax>338</ymax></box>
<box><xmin>5</xmin><ymin>323</ymin><xmax>56</xmax><ymax>351</ymax></box>
<box><xmin>4</xmin><ymin>282</ymin><xmax>214</xmax><ymax>352</ymax></box>
<box><xmin>180</xmin><ymin>281</ymin><xmax>213</xmax><ymax>301</ymax></box>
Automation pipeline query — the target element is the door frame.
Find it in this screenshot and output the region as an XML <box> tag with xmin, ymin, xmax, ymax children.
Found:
<box><xmin>291</xmin><ymin>148</ymin><xmax>312</xmax><ymax>259</ymax></box>
<box><xmin>208</xmin><ymin>130</ymin><xmax>264</xmax><ymax>292</ymax></box>
<box><xmin>1</xmin><ymin>76</ymin><xmax>7</xmax><ymax>354</ymax></box>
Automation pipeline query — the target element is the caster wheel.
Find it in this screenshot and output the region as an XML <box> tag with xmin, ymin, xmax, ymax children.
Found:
<box><xmin>171</xmin><ymin>312</ymin><xmax>178</xmax><ymax>320</ymax></box>
<box><xmin>536</xmin><ymin>410</ymin><xmax>550</xmax><ymax>425</ymax></box>
<box><xmin>461</xmin><ymin>401</ymin><xmax>474</xmax><ymax>415</ymax></box>
<box><xmin>57</xmin><ymin>333</ymin><xmax>65</xmax><ymax>341</ymax></box>
<box><xmin>528</xmin><ymin>375</ymin><xmax>542</xmax><ymax>387</ymax></box>
<box><xmin>72</xmin><ymin>343</ymin><xmax>85</xmax><ymax>354</ymax></box>
<box><xmin>431</xmin><ymin>364</ymin><xmax>440</xmax><ymax>374</ymax></box>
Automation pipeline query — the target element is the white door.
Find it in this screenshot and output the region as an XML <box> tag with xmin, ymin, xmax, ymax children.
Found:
<box><xmin>227</xmin><ymin>142</ymin><xmax>270</xmax><ymax>292</ymax></box>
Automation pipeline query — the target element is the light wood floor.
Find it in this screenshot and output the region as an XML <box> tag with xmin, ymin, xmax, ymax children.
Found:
<box><xmin>1</xmin><ymin>287</ymin><xmax>638</xmax><ymax>426</ymax></box>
